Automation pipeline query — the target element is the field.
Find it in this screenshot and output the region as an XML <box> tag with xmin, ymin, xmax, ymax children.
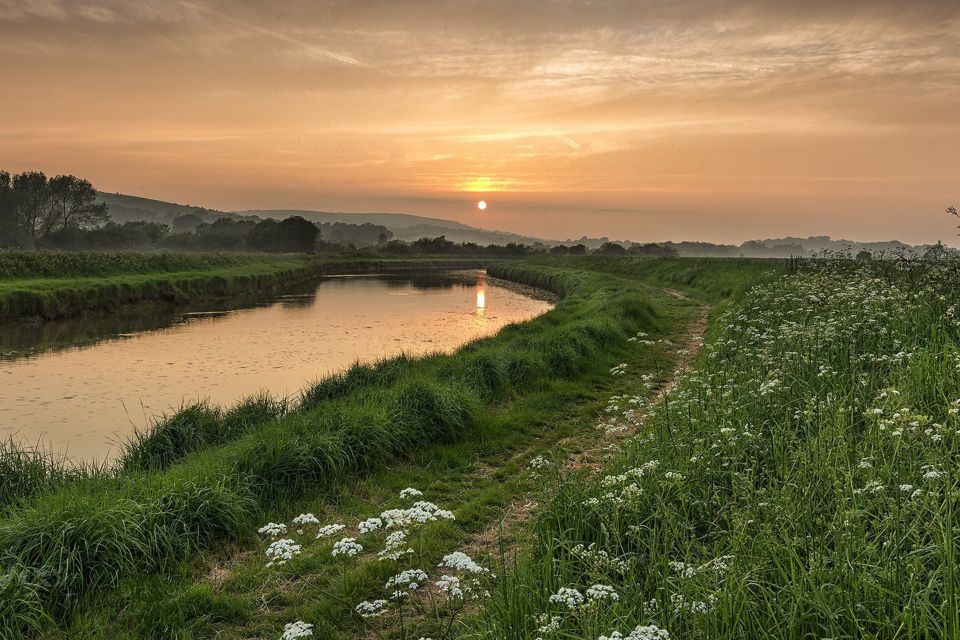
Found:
<box><xmin>5</xmin><ymin>255</ymin><xmax>955</xmax><ymax>640</ymax></box>
<box><xmin>0</xmin><ymin>251</ymin><xmax>487</xmax><ymax>320</ymax></box>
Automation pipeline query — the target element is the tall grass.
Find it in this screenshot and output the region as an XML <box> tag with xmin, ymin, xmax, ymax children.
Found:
<box><xmin>477</xmin><ymin>258</ymin><xmax>960</xmax><ymax>640</ymax></box>
<box><xmin>0</xmin><ymin>260</ymin><xmax>676</xmax><ymax>635</ymax></box>
<box><xmin>0</xmin><ymin>439</ymin><xmax>111</xmax><ymax>511</ymax></box>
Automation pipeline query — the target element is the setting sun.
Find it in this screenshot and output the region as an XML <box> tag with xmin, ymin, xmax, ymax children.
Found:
<box><xmin>477</xmin><ymin>200</ymin><xmax>487</xmax><ymax>210</ymax></box>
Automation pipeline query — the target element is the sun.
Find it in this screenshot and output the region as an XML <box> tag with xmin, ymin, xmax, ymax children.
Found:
<box><xmin>477</xmin><ymin>200</ymin><xmax>487</xmax><ymax>210</ymax></box>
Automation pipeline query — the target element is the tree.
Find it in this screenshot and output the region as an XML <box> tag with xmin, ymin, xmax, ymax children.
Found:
<box><xmin>594</xmin><ymin>242</ymin><xmax>627</xmax><ymax>255</ymax></box>
<box><xmin>247</xmin><ymin>216</ymin><xmax>320</xmax><ymax>252</ymax></box>
<box><xmin>172</xmin><ymin>212</ymin><xmax>203</xmax><ymax>234</ymax></box>
<box><xmin>12</xmin><ymin>171</ymin><xmax>50</xmax><ymax>243</ymax></box>
<box><xmin>42</xmin><ymin>175</ymin><xmax>108</xmax><ymax>237</ymax></box>
<box><xmin>0</xmin><ymin>172</ymin><xmax>17</xmax><ymax>247</ymax></box>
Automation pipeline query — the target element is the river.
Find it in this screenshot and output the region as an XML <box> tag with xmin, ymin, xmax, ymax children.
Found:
<box><xmin>0</xmin><ymin>270</ymin><xmax>552</xmax><ymax>461</ymax></box>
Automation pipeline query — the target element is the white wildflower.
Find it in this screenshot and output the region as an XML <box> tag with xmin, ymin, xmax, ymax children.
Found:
<box><xmin>315</xmin><ymin>523</ymin><xmax>346</xmax><ymax>538</ymax></box>
<box><xmin>258</xmin><ymin>522</ymin><xmax>287</xmax><ymax>538</ymax></box>
<box><xmin>265</xmin><ymin>539</ymin><xmax>301</xmax><ymax>566</ymax></box>
<box><xmin>355</xmin><ymin>599</ymin><xmax>388</xmax><ymax>618</ymax></box>
<box><xmin>281</xmin><ymin>621</ymin><xmax>313</xmax><ymax>639</ymax></box>
<box><xmin>549</xmin><ymin>587</ymin><xmax>585</xmax><ymax>609</ymax></box>
<box><xmin>358</xmin><ymin>517</ymin><xmax>383</xmax><ymax>534</ymax></box>
<box><xmin>331</xmin><ymin>537</ymin><xmax>363</xmax><ymax>557</ymax></box>
<box><xmin>586</xmin><ymin>584</ymin><xmax>620</xmax><ymax>602</ymax></box>
<box><xmin>439</xmin><ymin>551</ymin><xmax>487</xmax><ymax>574</ymax></box>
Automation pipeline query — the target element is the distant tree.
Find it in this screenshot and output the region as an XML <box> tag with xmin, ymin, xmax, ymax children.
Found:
<box><xmin>248</xmin><ymin>218</ymin><xmax>278</xmax><ymax>251</ymax></box>
<box><xmin>12</xmin><ymin>171</ymin><xmax>50</xmax><ymax>243</ymax></box>
<box><xmin>550</xmin><ymin>244</ymin><xmax>569</xmax><ymax>255</ymax></box>
<box><xmin>627</xmin><ymin>242</ymin><xmax>678</xmax><ymax>257</ymax></box>
<box><xmin>594</xmin><ymin>242</ymin><xmax>627</xmax><ymax>256</ymax></box>
<box><xmin>949</xmin><ymin>206</ymin><xmax>959</xmax><ymax>233</ymax></box>
<box><xmin>41</xmin><ymin>175</ymin><xmax>108</xmax><ymax>237</ymax></box>
<box><xmin>0</xmin><ymin>172</ymin><xmax>17</xmax><ymax>247</ymax></box>
<box><xmin>856</xmin><ymin>250</ymin><xmax>872</xmax><ymax>261</ymax></box>
<box><xmin>247</xmin><ymin>216</ymin><xmax>319</xmax><ymax>252</ymax></box>
<box><xmin>411</xmin><ymin>236</ymin><xmax>457</xmax><ymax>254</ymax></box>
<box><xmin>172</xmin><ymin>212</ymin><xmax>203</xmax><ymax>234</ymax></box>
<box><xmin>276</xmin><ymin>216</ymin><xmax>320</xmax><ymax>252</ymax></box>
<box><xmin>568</xmin><ymin>244</ymin><xmax>587</xmax><ymax>255</ymax></box>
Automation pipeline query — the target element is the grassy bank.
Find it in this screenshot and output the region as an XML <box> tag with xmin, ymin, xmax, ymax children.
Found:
<box><xmin>476</xmin><ymin>258</ymin><xmax>960</xmax><ymax>640</ymax></box>
<box><xmin>0</xmin><ymin>251</ymin><xmax>487</xmax><ymax>320</ymax></box>
<box><xmin>0</xmin><ymin>258</ymin><xmax>672</xmax><ymax>637</ymax></box>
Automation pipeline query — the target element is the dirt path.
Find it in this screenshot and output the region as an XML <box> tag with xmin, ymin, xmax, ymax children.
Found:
<box><xmin>463</xmin><ymin>301</ymin><xmax>712</xmax><ymax>561</ymax></box>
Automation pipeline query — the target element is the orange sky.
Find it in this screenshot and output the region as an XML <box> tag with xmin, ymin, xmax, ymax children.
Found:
<box><xmin>2</xmin><ymin>0</ymin><xmax>959</xmax><ymax>244</ymax></box>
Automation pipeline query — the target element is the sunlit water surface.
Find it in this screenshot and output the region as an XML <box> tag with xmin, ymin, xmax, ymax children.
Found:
<box><xmin>0</xmin><ymin>271</ymin><xmax>552</xmax><ymax>461</ymax></box>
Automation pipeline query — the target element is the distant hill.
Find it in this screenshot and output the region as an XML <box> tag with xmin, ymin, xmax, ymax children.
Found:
<box><xmin>236</xmin><ymin>209</ymin><xmax>548</xmax><ymax>246</ymax></box>
<box><xmin>96</xmin><ymin>193</ymin><xmax>940</xmax><ymax>256</ymax></box>
<box><xmin>96</xmin><ymin>193</ymin><xmax>549</xmax><ymax>246</ymax></box>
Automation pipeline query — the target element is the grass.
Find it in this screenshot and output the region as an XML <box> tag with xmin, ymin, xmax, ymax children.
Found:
<box><xmin>0</xmin><ymin>258</ymin><xmax>698</xmax><ymax>637</ymax></box>
<box><xmin>0</xmin><ymin>251</ymin><xmax>488</xmax><ymax>320</ymax></box>
<box><xmin>42</xmin><ymin>263</ymin><xmax>712</xmax><ymax>640</ymax></box>
<box><xmin>0</xmin><ymin>256</ymin><xmax>778</xmax><ymax>638</ymax></box>
<box><xmin>474</xmin><ymin>258</ymin><xmax>960</xmax><ymax>640</ymax></box>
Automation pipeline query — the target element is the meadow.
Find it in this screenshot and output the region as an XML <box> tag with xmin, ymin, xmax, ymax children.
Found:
<box><xmin>476</xmin><ymin>258</ymin><xmax>960</xmax><ymax>640</ymax></box>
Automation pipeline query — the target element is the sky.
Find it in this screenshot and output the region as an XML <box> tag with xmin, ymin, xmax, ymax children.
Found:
<box><xmin>1</xmin><ymin>0</ymin><xmax>959</xmax><ymax>245</ymax></box>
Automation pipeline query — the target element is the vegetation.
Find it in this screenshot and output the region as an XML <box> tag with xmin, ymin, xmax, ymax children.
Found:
<box><xmin>0</xmin><ymin>172</ymin><xmax>107</xmax><ymax>247</ymax></box>
<box><xmin>0</xmin><ymin>257</ymin><xmax>776</xmax><ymax>639</ymax></box>
<box><xmin>476</xmin><ymin>258</ymin><xmax>960</xmax><ymax>640</ymax></box>
<box><xmin>0</xmin><ymin>253</ymin><xmax>487</xmax><ymax>321</ymax></box>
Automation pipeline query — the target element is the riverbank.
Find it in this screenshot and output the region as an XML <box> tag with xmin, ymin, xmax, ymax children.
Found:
<box><xmin>0</xmin><ymin>252</ymin><xmax>490</xmax><ymax>321</ymax></box>
<box><xmin>0</xmin><ymin>257</ymin><xmax>779</xmax><ymax>639</ymax></box>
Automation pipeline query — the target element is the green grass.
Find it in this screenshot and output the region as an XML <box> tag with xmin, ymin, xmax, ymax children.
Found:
<box><xmin>43</xmin><ymin>265</ymin><xmax>707</xmax><ymax>640</ymax></box>
<box><xmin>475</xmin><ymin>258</ymin><xmax>960</xmax><ymax>640</ymax></box>
<box><xmin>0</xmin><ymin>256</ymin><xmax>779</xmax><ymax>638</ymax></box>
<box><xmin>0</xmin><ymin>253</ymin><xmax>488</xmax><ymax>320</ymax></box>
<box><xmin>0</xmin><ymin>250</ymin><xmax>272</xmax><ymax>279</ymax></box>
<box><xmin>0</xmin><ymin>258</ymin><xmax>700</xmax><ymax>637</ymax></box>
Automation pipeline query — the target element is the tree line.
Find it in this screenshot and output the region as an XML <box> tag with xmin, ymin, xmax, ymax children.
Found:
<box><xmin>0</xmin><ymin>171</ymin><xmax>108</xmax><ymax>247</ymax></box>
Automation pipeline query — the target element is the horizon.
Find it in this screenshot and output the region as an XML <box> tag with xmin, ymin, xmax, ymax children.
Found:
<box><xmin>100</xmin><ymin>190</ymin><xmax>958</xmax><ymax>249</ymax></box>
<box><xmin>2</xmin><ymin>1</ymin><xmax>959</xmax><ymax>244</ymax></box>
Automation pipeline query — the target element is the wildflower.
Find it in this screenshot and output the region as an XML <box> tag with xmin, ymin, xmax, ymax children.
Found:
<box><xmin>355</xmin><ymin>599</ymin><xmax>388</xmax><ymax>618</ymax></box>
<box><xmin>378</xmin><ymin>530</ymin><xmax>414</xmax><ymax>561</ymax></box>
<box><xmin>436</xmin><ymin>574</ymin><xmax>463</xmax><ymax>597</ymax></box>
<box><xmin>358</xmin><ymin>517</ymin><xmax>383</xmax><ymax>533</ymax></box>
<box><xmin>265</xmin><ymin>539</ymin><xmax>302</xmax><ymax>567</ymax></box>
<box><xmin>399</xmin><ymin>487</ymin><xmax>424</xmax><ymax>499</ymax></box>
<box><xmin>386</xmin><ymin>568</ymin><xmax>429</xmax><ymax>592</ymax></box>
<box><xmin>529</xmin><ymin>455</ymin><xmax>550</xmax><ymax>470</ymax></box>
<box><xmin>923</xmin><ymin>470</ymin><xmax>944</xmax><ymax>480</ymax></box>
<box><xmin>899</xmin><ymin>484</ymin><xmax>914</xmax><ymax>493</ymax></box>
<box><xmin>600</xmin><ymin>624</ymin><xmax>670</xmax><ymax>640</ymax></box>
<box><xmin>315</xmin><ymin>523</ymin><xmax>345</xmax><ymax>538</ymax></box>
<box><xmin>439</xmin><ymin>551</ymin><xmax>487</xmax><ymax>574</ymax></box>
<box><xmin>281</xmin><ymin>621</ymin><xmax>313</xmax><ymax>639</ymax></box>
<box><xmin>258</xmin><ymin>522</ymin><xmax>287</xmax><ymax>538</ymax></box>
<box><xmin>549</xmin><ymin>587</ymin><xmax>585</xmax><ymax>609</ymax></box>
<box><xmin>292</xmin><ymin>513</ymin><xmax>319</xmax><ymax>526</ymax></box>
<box><xmin>536</xmin><ymin>614</ymin><xmax>562</xmax><ymax>635</ymax></box>
<box><xmin>586</xmin><ymin>584</ymin><xmax>619</xmax><ymax>602</ymax></box>
<box><xmin>332</xmin><ymin>537</ymin><xmax>363</xmax><ymax>558</ymax></box>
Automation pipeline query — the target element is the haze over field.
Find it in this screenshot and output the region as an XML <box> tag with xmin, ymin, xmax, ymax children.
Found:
<box><xmin>1</xmin><ymin>0</ymin><xmax>959</xmax><ymax>243</ymax></box>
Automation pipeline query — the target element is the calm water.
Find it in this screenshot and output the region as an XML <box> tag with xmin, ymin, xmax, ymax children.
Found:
<box><xmin>0</xmin><ymin>271</ymin><xmax>552</xmax><ymax>461</ymax></box>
